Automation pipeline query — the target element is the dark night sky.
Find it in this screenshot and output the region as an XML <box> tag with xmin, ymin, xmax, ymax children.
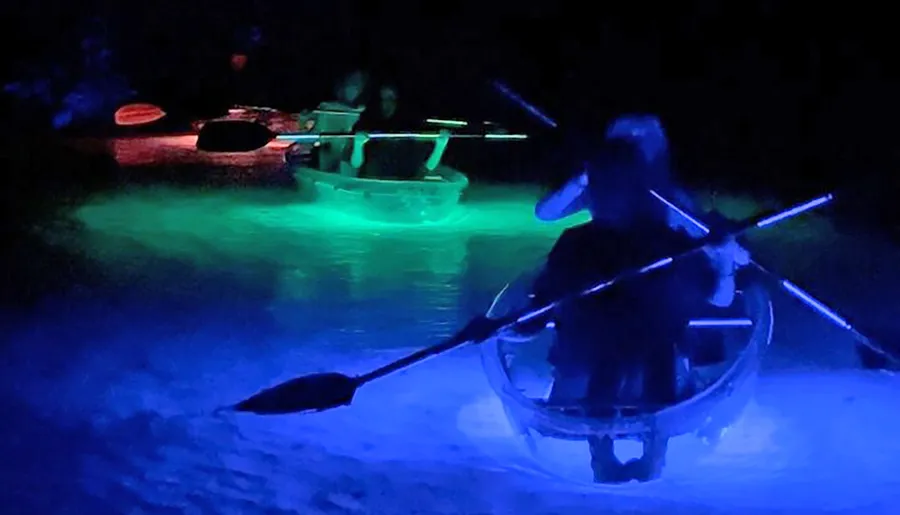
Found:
<box><xmin>2</xmin><ymin>2</ymin><xmax>898</xmax><ymax>206</ymax></box>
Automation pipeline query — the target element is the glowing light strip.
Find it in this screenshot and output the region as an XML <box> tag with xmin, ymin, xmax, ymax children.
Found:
<box><xmin>755</xmin><ymin>194</ymin><xmax>834</xmax><ymax>228</ymax></box>
<box><xmin>649</xmin><ymin>190</ymin><xmax>710</xmax><ymax>235</ymax></box>
<box><xmin>484</xmin><ymin>133</ymin><xmax>528</xmax><ymax>140</ymax></box>
<box><xmin>780</xmin><ymin>280</ymin><xmax>853</xmax><ymax>330</ymax></box>
<box><xmin>426</xmin><ymin>118</ymin><xmax>468</xmax><ymax>127</ymax></box>
<box><xmin>276</xmin><ymin>132</ymin><xmax>528</xmax><ymax>142</ymax></box>
<box><xmin>688</xmin><ymin>318</ymin><xmax>753</xmax><ymax>327</ymax></box>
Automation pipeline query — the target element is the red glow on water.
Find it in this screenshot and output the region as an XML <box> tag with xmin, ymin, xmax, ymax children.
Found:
<box><xmin>114</xmin><ymin>103</ymin><xmax>167</xmax><ymax>126</ymax></box>
<box><xmin>70</xmin><ymin>133</ymin><xmax>291</xmax><ymax>168</ymax></box>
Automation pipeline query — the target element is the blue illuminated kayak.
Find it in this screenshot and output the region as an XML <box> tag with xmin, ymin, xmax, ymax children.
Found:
<box><xmin>292</xmin><ymin>165</ymin><xmax>469</xmax><ymax>224</ymax></box>
<box><xmin>481</xmin><ymin>267</ymin><xmax>774</xmax><ymax>448</ymax></box>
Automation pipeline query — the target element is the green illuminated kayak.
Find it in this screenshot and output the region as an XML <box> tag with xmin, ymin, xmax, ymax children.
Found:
<box><xmin>292</xmin><ymin>165</ymin><xmax>469</xmax><ymax>224</ymax></box>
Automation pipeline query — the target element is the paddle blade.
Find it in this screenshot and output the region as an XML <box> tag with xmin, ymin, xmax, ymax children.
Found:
<box><xmin>114</xmin><ymin>103</ymin><xmax>167</xmax><ymax>126</ymax></box>
<box><xmin>231</xmin><ymin>372</ymin><xmax>360</xmax><ymax>415</ymax></box>
<box><xmin>196</xmin><ymin>120</ymin><xmax>274</xmax><ymax>152</ymax></box>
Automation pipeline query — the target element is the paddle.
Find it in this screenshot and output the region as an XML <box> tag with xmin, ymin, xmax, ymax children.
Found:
<box><xmin>424</xmin><ymin>118</ymin><xmax>504</xmax><ymax>128</ymax></box>
<box><xmin>651</xmin><ymin>189</ymin><xmax>900</xmax><ymax>367</ymax></box>
<box><xmin>223</xmin><ymin>193</ymin><xmax>831</xmax><ymax>416</ymax></box>
<box><xmin>114</xmin><ymin>103</ymin><xmax>167</xmax><ymax>127</ymax></box>
<box><xmin>493</xmin><ymin>79</ymin><xmax>900</xmax><ymax>368</ymax></box>
<box><xmin>195</xmin><ymin>119</ymin><xmax>528</xmax><ymax>153</ymax></box>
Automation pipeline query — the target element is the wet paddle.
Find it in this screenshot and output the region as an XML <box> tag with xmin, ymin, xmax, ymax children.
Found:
<box><xmin>195</xmin><ymin>119</ymin><xmax>528</xmax><ymax>152</ymax></box>
<box><xmin>224</xmin><ymin>193</ymin><xmax>832</xmax><ymax>416</ymax></box>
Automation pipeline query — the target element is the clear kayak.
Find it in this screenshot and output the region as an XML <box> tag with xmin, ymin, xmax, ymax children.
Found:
<box><xmin>292</xmin><ymin>165</ymin><xmax>469</xmax><ymax>224</ymax></box>
<box><xmin>480</xmin><ymin>267</ymin><xmax>774</xmax><ymax>484</ymax></box>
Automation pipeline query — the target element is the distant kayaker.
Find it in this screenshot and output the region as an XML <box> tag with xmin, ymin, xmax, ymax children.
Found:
<box><xmin>496</xmin><ymin>136</ymin><xmax>751</xmax><ymax>483</ymax></box>
<box><xmin>319</xmin><ymin>69</ymin><xmax>369</xmax><ymax>115</ymax></box>
<box><xmin>315</xmin><ymin>70</ymin><xmax>371</xmax><ymax>172</ymax></box>
<box><xmin>346</xmin><ymin>82</ymin><xmax>451</xmax><ymax>180</ymax></box>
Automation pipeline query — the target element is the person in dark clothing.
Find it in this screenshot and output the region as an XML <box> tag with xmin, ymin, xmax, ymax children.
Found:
<box><xmin>346</xmin><ymin>83</ymin><xmax>450</xmax><ymax>179</ymax></box>
<box><xmin>536</xmin><ymin>115</ymin><xmax>693</xmax><ymax>232</ymax></box>
<box><xmin>512</xmin><ymin>137</ymin><xmax>746</xmax><ymax>483</ymax></box>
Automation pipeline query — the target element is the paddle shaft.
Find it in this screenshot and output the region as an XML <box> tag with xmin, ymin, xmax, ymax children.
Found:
<box><xmin>651</xmin><ymin>189</ymin><xmax>900</xmax><ymax>365</ymax></box>
<box><xmin>356</xmin><ymin>193</ymin><xmax>832</xmax><ymax>386</ymax></box>
<box><xmin>275</xmin><ymin>132</ymin><xmax>527</xmax><ymax>143</ymax></box>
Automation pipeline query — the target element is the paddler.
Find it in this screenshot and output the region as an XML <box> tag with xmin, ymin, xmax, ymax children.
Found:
<box><xmin>478</xmin><ymin>131</ymin><xmax>751</xmax><ymax>483</ymax></box>
<box><xmin>346</xmin><ymin>82</ymin><xmax>450</xmax><ymax>180</ymax></box>
<box><xmin>317</xmin><ymin>69</ymin><xmax>369</xmax><ymax>117</ymax></box>
<box><xmin>314</xmin><ymin>70</ymin><xmax>370</xmax><ymax>172</ymax></box>
<box><xmin>536</xmin><ymin>116</ymin><xmax>702</xmax><ymax>232</ymax></box>
<box><xmin>537</xmin><ymin>114</ymin><xmax>749</xmax><ymax>306</ymax></box>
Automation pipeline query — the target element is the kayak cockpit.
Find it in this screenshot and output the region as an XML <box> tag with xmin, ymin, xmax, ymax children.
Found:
<box><xmin>480</xmin><ymin>267</ymin><xmax>774</xmax><ymax>484</ymax></box>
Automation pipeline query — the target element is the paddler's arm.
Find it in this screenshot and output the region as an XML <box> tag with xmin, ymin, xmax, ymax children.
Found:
<box><xmin>424</xmin><ymin>129</ymin><xmax>451</xmax><ymax>173</ymax></box>
<box><xmin>349</xmin><ymin>131</ymin><xmax>368</xmax><ymax>169</ymax></box>
<box><xmin>534</xmin><ymin>171</ymin><xmax>589</xmax><ymax>221</ymax></box>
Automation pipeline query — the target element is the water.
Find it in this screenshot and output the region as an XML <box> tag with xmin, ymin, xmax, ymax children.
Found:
<box><xmin>2</xmin><ymin>181</ymin><xmax>899</xmax><ymax>514</ymax></box>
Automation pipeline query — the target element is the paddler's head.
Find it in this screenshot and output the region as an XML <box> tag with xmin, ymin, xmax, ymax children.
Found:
<box><xmin>604</xmin><ymin>113</ymin><xmax>673</xmax><ymax>197</ymax></box>
<box><xmin>585</xmin><ymin>138</ymin><xmax>667</xmax><ymax>228</ymax></box>
<box><xmin>338</xmin><ymin>70</ymin><xmax>368</xmax><ymax>106</ymax></box>
<box><xmin>379</xmin><ymin>84</ymin><xmax>399</xmax><ymax>118</ymax></box>
<box><xmin>605</xmin><ymin>115</ymin><xmax>669</xmax><ymax>165</ymax></box>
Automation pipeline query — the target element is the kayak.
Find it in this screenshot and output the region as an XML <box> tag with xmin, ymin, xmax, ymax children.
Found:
<box><xmin>292</xmin><ymin>165</ymin><xmax>469</xmax><ymax>224</ymax></box>
<box><xmin>192</xmin><ymin>106</ymin><xmax>309</xmax><ymax>134</ymax></box>
<box><xmin>480</xmin><ymin>267</ymin><xmax>774</xmax><ymax>483</ymax></box>
<box><xmin>67</xmin><ymin>132</ymin><xmax>291</xmax><ymax>168</ymax></box>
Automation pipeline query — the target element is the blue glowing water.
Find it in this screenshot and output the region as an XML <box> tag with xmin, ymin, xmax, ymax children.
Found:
<box><xmin>1</xmin><ymin>184</ymin><xmax>899</xmax><ymax>514</ymax></box>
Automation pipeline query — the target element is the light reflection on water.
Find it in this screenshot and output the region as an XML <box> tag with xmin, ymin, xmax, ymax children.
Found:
<box><xmin>4</xmin><ymin>181</ymin><xmax>900</xmax><ymax>513</ymax></box>
<box><xmin>70</xmin><ymin>183</ymin><xmax>587</xmax><ymax>347</ymax></box>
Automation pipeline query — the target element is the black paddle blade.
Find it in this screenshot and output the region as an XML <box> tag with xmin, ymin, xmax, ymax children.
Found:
<box><xmin>196</xmin><ymin>120</ymin><xmax>274</xmax><ymax>152</ymax></box>
<box><xmin>231</xmin><ymin>372</ymin><xmax>360</xmax><ymax>415</ymax></box>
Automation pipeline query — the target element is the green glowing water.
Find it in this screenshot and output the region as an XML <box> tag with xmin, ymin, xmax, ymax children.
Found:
<box><xmin>71</xmin><ymin>184</ymin><xmax>588</xmax><ymax>345</ymax></box>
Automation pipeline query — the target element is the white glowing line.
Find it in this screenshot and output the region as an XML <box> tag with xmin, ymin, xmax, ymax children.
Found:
<box><xmin>756</xmin><ymin>194</ymin><xmax>833</xmax><ymax>228</ymax></box>
<box><xmin>688</xmin><ymin>318</ymin><xmax>753</xmax><ymax>328</ymax></box>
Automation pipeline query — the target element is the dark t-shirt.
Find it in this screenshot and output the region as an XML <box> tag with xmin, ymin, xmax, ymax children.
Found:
<box><xmin>351</xmin><ymin>107</ymin><xmax>432</xmax><ymax>179</ymax></box>
<box><xmin>532</xmin><ymin>221</ymin><xmax>717</xmax><ymax>405</ymax></box>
